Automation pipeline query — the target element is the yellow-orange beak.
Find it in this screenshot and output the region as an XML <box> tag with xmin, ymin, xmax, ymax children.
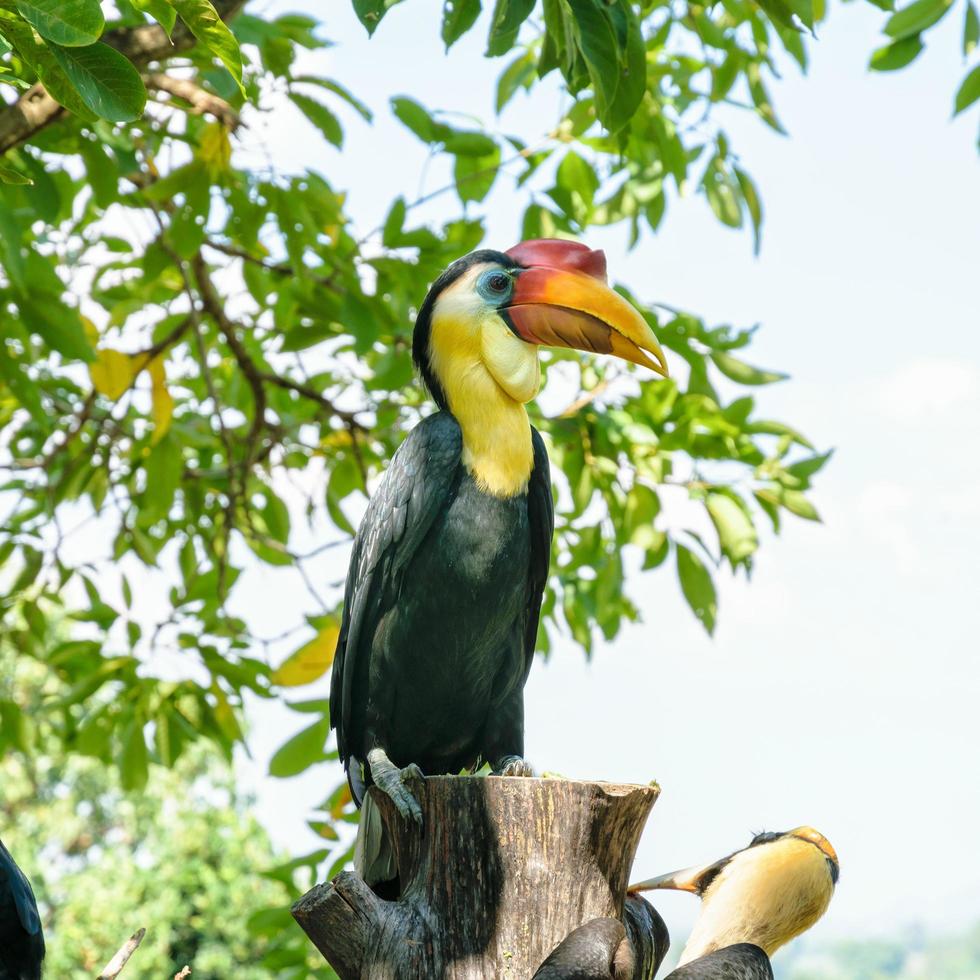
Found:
<box><xmin>500</xmin><ymin>240</ymin><xmax>668</xmax><ymax>377</ymax></box>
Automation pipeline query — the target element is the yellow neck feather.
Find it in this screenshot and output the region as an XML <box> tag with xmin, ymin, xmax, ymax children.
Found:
<box><xmin>429</xmin><ymin>306</ymin><xmax>534</xmax><ymax>498</ymax></box>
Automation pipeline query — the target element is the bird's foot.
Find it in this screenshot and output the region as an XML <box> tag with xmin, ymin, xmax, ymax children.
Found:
<box><xmin>493</xmin><ymin>755</ymin><xmax>534</xmax><ymax>777</ymax></box>
<box><xmin>368</xmin><ymin>749</ymin><xmax>424</xmax><ymax>825</ymax></box>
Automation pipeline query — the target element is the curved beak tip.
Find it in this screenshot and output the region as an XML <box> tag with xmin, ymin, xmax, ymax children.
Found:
<box><xmin>506</xmin><ymin>266</ymin><xmax>669</xmax><ymax>378</ymax></box>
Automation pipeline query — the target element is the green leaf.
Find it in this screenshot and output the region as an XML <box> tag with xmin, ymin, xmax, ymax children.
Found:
<box><xmin>676</xmin><ymin>544</ymin><xmax>717</xmax><ymax>635</ymax></box>
<box><xmin>49</xmin><ymin>42</ymin><xmax>147</xmax><ymax>123</ymax></box>
<box><xmin>119</xmin><ymin>712</ymin><xmax>149</xmax><ymax>791</ymax></box>
<box><xmin>734</xmin><ymin>166</ymin><xmax>763</xmax><ymax>255</ymax></box>
<box><xmin>0</xmin><ymin>163</ymin><xmax>32</xmax><ymax>185</ymax></box>
<box><xmin>953</xmin><ymin>63</ymin><xmax>980</xmax><ymax>114</ymax></box>
<box><xmin>711</xmin><ymin>351</ymin><xmax>787</xmax><ymax>385</ymax></box>
<box><xmin>755</xmin><ymin>0</ymin><xmax>802</xmax><ymax>32</ymax></box>
<box><xmin>143</xmin><ymin>433</ymin><xmax>182</xmax><ymax>520</ymax></box>
<box><xmin>884</xmin><ymin>0</ymin><xmax>953</xmax><ymax>39</ymax></box>
<box><xmin>382</xmin><ymin>196</ymin><xmax>406</xmax><ymax>246</ymax></box>
<box><xmin>294</xmin><ymin>76</ymin><xmax>373</xmax><ymax>121</ymax></box>
<box><xmin>442</xmin><ymin>0</ymin><xmax>482</xmax><ymax>49</ymax></box>
<box><xmin>496</xmin><ymin>50</ymin><xmax>537</xmax><ymax>112</ymax></box>
<box><xmin>965</xmin><ymin>1</ymin><xmax>979</xmax><ymax>55</ymax></box>
<box><xmin>565</xmin><ymin>0</ymin><xmax>646</xmax><ymax>132</ymax></box>
<box><xmin>15</xmin><ymin>0</ymin><xmax>104</xmax><ymax>47</ymax></box>
<box><xmin>486</xmin><ymin>0</ymin><xmax>534</xmax><ymax>56</ymax></box>
<box><xmin>704</xmin><ymin>165</ymin><xmax>742</xmax><ymax>228</ymax></box>
<box><xmin>352</xmin><ymin>0</ymin><xmax>404</xmax><ymax>36</ymax></box>
<box><xmin>18</xmin><ymin>294</ymin><xmax>94</xmax><ymax>362</ymax></box>
<box><xmin>706</xmin><ymin>493</ymin><xmax>758</xmax><ymax>569</ymax></box>
<box><xmin>444</xmin><ymin>130</ymin><xmax>498</xmax><ymax>156</ymax></box>
<box><xmin>782</xmin><ymin>489</ymin><xmax>821</xmax><ymax>521</ymax></box>
<box><xmin>869</xmin><ymin>35</ymin><xmax>925</xmax><ymax>70</ymax></box>
<box><xmin>607</xmin><ymin>2</ymin><xmax>646</xmax><ymax>132</ymax></box>
<box><xmin>290</xmin><ymin>93</ymin><xmax>343</xmax><ymax>146</ymax></box>
<box><xmin>0</xmin><ymin>339</ymin><xmax>45</xmax><ymax>421</ymax></box>
<box><xmin>454</xmin><ymin>144</ymin><xmax>501</xmax><ymax>203</ymax></box>
<box><xmin>268</xmin><ymin>716</ymin><xmax>331</xmax><ymax>777</ymax></box>
<box><xmin>132</xmin><ymin>0</ymin><xmax>178</xmax><ymax>35</ymax></box>
<box><xmin>391</xmin><ymin>95</ymin><xmax>444</xmax><ymax>142</ymax></box>
<box><xmin>171</xmin><ymin>0</ymin><xmax>244</xmax><ymax>92</ymax></box>
<box><xmin>0</xmin><ymin>9</ymin><xmax>97</xmax><ymax>119</ymax></box>
<box><xmin>785</xmin><ymin>450</ymin><xmax>834</xmax><ymax>482</ymax></box>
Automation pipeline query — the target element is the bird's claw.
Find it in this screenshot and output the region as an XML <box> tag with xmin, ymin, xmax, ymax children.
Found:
<box><xmin>494</xmin><ymin>755</ymin><xmax>534</xmax><ymax>777</ymax></box>
<box><xmin>376</xmin><ymin>763</ymin><xmax>424</xmax><ymax>825</ymax></box>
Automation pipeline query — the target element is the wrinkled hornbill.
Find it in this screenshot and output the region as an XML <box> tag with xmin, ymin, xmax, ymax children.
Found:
<box><xmin>531</xmin><ymin>825</ymin><xmax>838</xmax><ymax>979</ymax></box>
<box><xmin>330</xmin><ymin>239</ymin><xmax>667</xmax><ymax>822</ymax></box>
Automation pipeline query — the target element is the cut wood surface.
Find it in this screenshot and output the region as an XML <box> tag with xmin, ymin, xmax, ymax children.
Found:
<box><xmin>293</xmin><ymin>775</ymin><xmax>665</xmax><ymax>979</ymax></box>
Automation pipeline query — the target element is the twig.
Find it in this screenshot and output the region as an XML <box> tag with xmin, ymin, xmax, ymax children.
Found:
<box><xmin>174</xmin><ymin>968</ymin><xmax>191</xmax><ymax>980</ymax></box>
<box><xmin>558</xmin><ymin>378</ymin><xmax>611</xmax><ymax>418</ymax></box>
<box><xmin>191</xmin><ymin>253</ymin><xmax>267</xmax><ymax>464</ymax></box>
<box><xmin>203</xmin><ymin>240</ymin><xmax>343</xmax><ymax>293</ymax></box>
<box><xmin>257</xmin><ymin>372</ymin><xmax>364</xmax><ymax>428</ymax></box>
<box><xmin>96</xmin><ymin>927</ymin><xmax>146</xmax><ymax>980</ymax></box>
<box><xmin>357</xmin><ymin>136</ymin><xmax>554</xmax><ymax>246</ymax></box>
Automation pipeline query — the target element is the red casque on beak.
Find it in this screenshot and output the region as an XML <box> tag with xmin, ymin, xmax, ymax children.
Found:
<box><xmin>502</xmin><ymin>239</ymin><xmax>668</xmax><ymax>377</ymax></box>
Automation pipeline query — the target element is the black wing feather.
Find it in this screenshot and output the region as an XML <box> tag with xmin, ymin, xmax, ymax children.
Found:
<box><xmin>667</xmin><ymin>944</ymin><xmax>773</xmax><ymax>980</ymax></box>
<box><xmin>329</xmin><ymin>413</ymin><xmax>463</xmax><ymax>785</ymax></box>
<box><xmin>0</xmin><ymin>841</ymin><xmax>41</xmax><ymax>937</ymax></box>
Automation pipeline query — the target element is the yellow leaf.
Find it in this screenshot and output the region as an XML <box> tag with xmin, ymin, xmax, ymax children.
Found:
<box><xmin>147</xmin><ymin>355</ymin><xmax>174</xmax><ymax>444</ymax></box>
<box><xmin>211</xmin><ymin>683</ymin><xmax>242</xmax><ymax>742</ymax></box>
<box><xmin>82</xmin><ymin>316</ymin><xmax>99</xmax><ymax>345</ymax></box>
<box><xmin>90</xmin><ymin>349</ymin><xmax>136</xmax><ymax>399</ymax></box>
<box><xmin>271</xmin><ymin>623</ymin><xmax>340</xmax><ymax>687</ymax></box>
<box><xmin>199</xmin><ymin>123</ymin><xmax>231</xmax><ymax>178</ymax></box>
<box><xmin>329</xmin><ymin>784</ymin><xmax>353</xmax><ymax>819</ymax></box>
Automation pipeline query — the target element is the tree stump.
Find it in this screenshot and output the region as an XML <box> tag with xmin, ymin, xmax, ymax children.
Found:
<box><xmin>292</xmin><ymin>776</ymin><xmax>662</xmax><ymax>979</ymax></box>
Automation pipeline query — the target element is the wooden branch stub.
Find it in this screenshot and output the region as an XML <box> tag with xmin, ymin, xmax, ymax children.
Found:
<box><xmin>293</xmin><ymin>776</ymin><xmax>660</xmax><ymax>979</ymax></box>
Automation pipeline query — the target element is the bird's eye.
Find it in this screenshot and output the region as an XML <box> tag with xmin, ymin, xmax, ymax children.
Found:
<box><xmin>477</xmin><ymin>268</ymin><xmax>514</xmax><ymax>303</ymax></box>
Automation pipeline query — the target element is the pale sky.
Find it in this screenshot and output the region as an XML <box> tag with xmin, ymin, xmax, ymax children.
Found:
<box><xmin>222</xmin><ymin>0</ymin><xmax>980</xmax><ymax>968</ymax></box>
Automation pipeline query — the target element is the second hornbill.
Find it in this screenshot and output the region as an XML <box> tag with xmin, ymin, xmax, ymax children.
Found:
<box><xmin>330</xmin><ymin>239</ymin><xmax>667</xmax><ymax>821</ymax></box>
<box><xmin>0</xmin><ymin>838</ymin><xmax>45</xmax><ymax>980</ymax></box>
<box><xmin>533</xmin><ymin>826</ymin><xmax>838</xmax><ymax>979</ymax></box>
<box><xmin>630</xmin><ymin>825</ymin><xmax>839</xmax><ymax>978</ymax></box>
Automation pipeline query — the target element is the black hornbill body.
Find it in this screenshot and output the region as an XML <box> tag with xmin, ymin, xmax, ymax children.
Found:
<box><xmin>330</xmin><ymin>239</ymin><xmax>667</xmax><ymax>820</ymax></box>
<box><xmin>665</xmin><ymin>944</ymin><xmax>773</xmax><ymax>980</ymax></box>
<box><xmin>0</xmin><ymin>839</ymin><xmax>44</xmax><ymax>980</ymax></box>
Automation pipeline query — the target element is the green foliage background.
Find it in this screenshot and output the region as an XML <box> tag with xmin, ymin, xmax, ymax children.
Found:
<box><xmin>0</xmin><ymin>0</ymin><xmax>975</xmax><ymax>973</ymax></box>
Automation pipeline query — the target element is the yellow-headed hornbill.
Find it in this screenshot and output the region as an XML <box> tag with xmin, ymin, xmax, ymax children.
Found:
<box><xmin>629</xmin><ymin>826</ymin><xmax>839</xmax><ymax>978</ymax></box>
<box><xmin>0</xmin><ymin>838</ymin><xmax>45</xmax><ymax>980</ymax></box>
<box><xmin>330</xmin><ymin>239</ymin><xmax>667</xmax><ymax>821</ymax></box>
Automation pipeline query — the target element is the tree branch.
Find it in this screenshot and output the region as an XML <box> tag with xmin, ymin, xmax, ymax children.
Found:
<box><xmin>96</xmin><ymin>927</ymin><xmax>145</xmax><ymax>980</ymax></box>
<box><xmin>258</xmin><ymin>372</ymin><xmax>364</xmax><ymax>429</ymax></box>
<box><xmin>191</xmin><ymin>253</ymin><xmax>267</xmax><ymax>462</ymax></box>
<box><xmin>0</xmin><ymin>0</ymin><xmax>247</xmax><ymax>156</ymax></box>
<box><xmin>145</xmin><ymin>73</ymin><xmax>241</xmax><ymax>129</ymax></box>
<box><xmin>203</xmin><ymin>239</ymin><xmax>344</xmax><ymax>294</ymax></box>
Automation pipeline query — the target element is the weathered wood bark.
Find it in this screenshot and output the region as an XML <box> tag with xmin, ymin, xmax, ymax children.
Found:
<box><xmin>293</xmin><ymin>776</ymin><xmax>662</xmax><ymax>979</ymax></box>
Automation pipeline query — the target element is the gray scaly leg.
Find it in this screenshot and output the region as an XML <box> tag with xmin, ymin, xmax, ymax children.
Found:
<box><xmin>368</xmin><ymin>747</ymin><xmax>424</xmax><ymax>825</ymax></box>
